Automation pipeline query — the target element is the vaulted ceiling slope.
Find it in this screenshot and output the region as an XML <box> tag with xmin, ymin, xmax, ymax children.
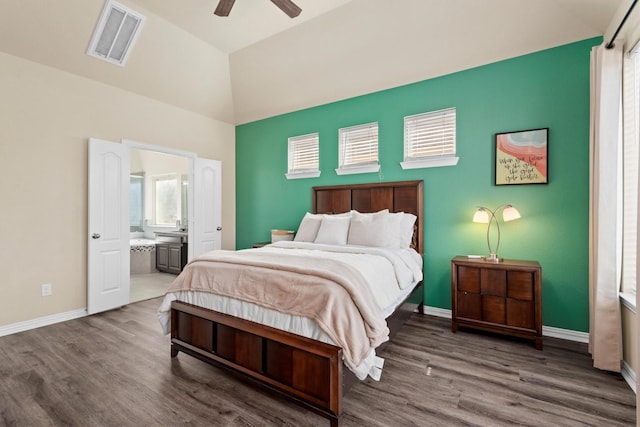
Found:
<box><xmin>0</xmin><ymin>0</ymin><xmax>624</xmax><ymax>126</ymax></box>
<box><xmin>229</xmin><ymin>0</ymin><xmax>622</xmax><ymax>124</ymax></box>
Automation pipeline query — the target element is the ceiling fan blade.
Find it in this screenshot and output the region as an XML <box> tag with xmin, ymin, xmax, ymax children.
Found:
<box><xmin>270</xmin><ymin>0</ymin><xmax>301</xmax><ymax>18</ymax></box>
<box><xmin>214</xmin><ymin>0</ymin><xmax>235</xmax><ymax>17</ymax></box>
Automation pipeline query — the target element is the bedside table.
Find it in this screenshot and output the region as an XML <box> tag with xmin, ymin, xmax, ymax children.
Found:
<box><xmin>451</xmin><ymin>256</ymin><xmax>542</xmax><ymax>350</ymax></box>
<box><xmin>252</xmin><ymin>242</ymin><xmax>270</xmax><ymax>248</ymax></box>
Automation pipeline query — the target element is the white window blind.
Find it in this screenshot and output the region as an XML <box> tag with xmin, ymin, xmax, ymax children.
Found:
<box><xmin>337</xmin><ymin>122</ymin><xmax>379</xmax><ymax>175</ymax></box>
<box><xmin>401</xmin><ymin>107</ymin><xmax>458</xmax><ymax>169</ymax></box>
<box><xmin>621</xmin><ymin>47</ymin><xmax>640</xmax><ymax>296</ymax></box>
<box><xmin>286</xmin><ymin>133</ymin><xmax>320</xmax><ymax>179</ymax></box>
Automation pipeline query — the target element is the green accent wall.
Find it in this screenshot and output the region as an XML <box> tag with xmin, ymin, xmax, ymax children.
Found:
<box><xmin>236</xmin><ymin>37</ymin><xmax>601</xmax><ymax>333</ymax></box>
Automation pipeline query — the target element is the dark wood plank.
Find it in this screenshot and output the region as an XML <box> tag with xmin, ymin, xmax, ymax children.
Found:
<box><xmin>0</xmin><ymin>298</ymin><xmax>635</xmax><ymax>426</ymax></box>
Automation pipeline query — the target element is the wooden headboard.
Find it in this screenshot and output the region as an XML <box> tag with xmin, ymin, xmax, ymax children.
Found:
<box><xmin>312</xmin><ymin>180</ymin><xmax>424</xmax><ymax>254</ymax></box>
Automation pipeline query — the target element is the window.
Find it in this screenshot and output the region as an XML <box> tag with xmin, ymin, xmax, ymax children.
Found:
<box><xmin>286</xmin><ymin>133</ymin><xmax>320</xmax><ymax>179</ymax></box>
<box><xmin>401</xmin><ymin>107</ymin><xmax>459</xmax><ymax>169</ymax></box>
<box><xmin>181</xmin><ymin>174</ymin><xmax>189</xmax><ymax>227</ymax></box>
<box><xmin>621</xmin><ymin>45</ymin><xmax>640</xmax><ymax>300</ymax></box>
<box><xmin>153</xmin><ymin>174</ymin><xmax>179</xmax><ymax>226</ymax></box>
<box><xmin>129</xmin><ymin>173</ymin><xmax>144</xmax><ymax>232</ymax></box>
<box><xmin>336</xmin><ymin>122</ymin><xmax>379</xmax><ymax>175</ymax></box>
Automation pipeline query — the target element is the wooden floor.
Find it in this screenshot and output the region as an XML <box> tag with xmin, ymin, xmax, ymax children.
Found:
<box><xmin>130</xmin><ymin>272</ymin><xmax>175</xmax><ymax>303</ymax></box>
<box><xmin>0</xmin><ymin>298</ymin><xmax>635</xmax><ymax>426</ymax></box>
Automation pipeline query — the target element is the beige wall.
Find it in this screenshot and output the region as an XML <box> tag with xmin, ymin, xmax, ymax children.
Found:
<box><xmin>0</xmin><ymin>0</ymin><xmax>234</xmax><ymax>123</ymax></box>
<box><xmin>0</xmin><ymin>51</ymin><xmax>236</xmax><ymax>327</ymax></box>
<box><xmin>621</xmin><ymin>303</ymin><xmax>637</xmax><ymax>375</ymax></box>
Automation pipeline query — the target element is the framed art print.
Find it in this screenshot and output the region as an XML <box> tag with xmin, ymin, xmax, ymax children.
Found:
<box><xmin>495</xmin><ymin>128</ymin><xmax>548</xmax><ymax>185</ymax></box>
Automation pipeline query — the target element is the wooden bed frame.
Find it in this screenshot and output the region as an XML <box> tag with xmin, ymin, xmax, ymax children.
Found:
<box><xmin>169</xmin><ymin>180</ymin><xmax>424</xmax><ymax>426</ymax></box>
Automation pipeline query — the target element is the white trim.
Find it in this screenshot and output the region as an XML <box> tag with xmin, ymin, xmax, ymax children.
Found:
<box><xmin>0</xmin><ymin>308</ymin><xmax>87</xmax><ymax>338</ymax></box>
<box><xmin>423</xmin><ymin>305</ymin><xmax>452</xmax><ymax>318</ymax></box>
<box><xmin>542</xmin><ymin>325</ymin><xmax>589</xmax><ymax>343</ymax></box>
<box><xmin>622</xmin><ymin>360</ymin><xmax>637</xmax><ymax>394</ymax></box>
<box><xmin>422</xmin><ymin>305</ymin><xmax>589</xmax><ymax>343</ymax></box>
<box><xmin>620</xmin><ymin>292</ymin><xmax>637</xmax><ymax>311</ymax></box>
<box><xmin>401</xmin><ymin>156</ymin><xmax>459</xmax><ymax>169</ymax></box>
<box><xmin>335</xmin><ymin>163</ymin><xmax>380</xmax><ymax>175</ymax></box>
<box><xmin>285</xmin><ymin>170</ymin><xmax>321</xmax><ymax>180</ymax></box>
<box><xmin>122</xmin><ymin>139</ymin><xmax>196</xmax><ymax>159</ymax></box>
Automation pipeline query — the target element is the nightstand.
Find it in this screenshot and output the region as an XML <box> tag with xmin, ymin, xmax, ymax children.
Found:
<box><xmin>451</xmin><ymin>256</ymin><xmax>542</xmax><ymax>350</ymax></box>
<box><xmin>252</xmin><ymin>242</ymin><xmax>270</xmax><ymax>248</ymax></box>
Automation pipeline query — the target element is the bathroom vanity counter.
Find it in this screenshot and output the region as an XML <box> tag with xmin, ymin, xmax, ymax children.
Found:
<box><xmin>155</xmin><ymin>231</ymin><xmax>188</xmax><ymax>243</ymax></box>
<box><xmin>155</xmin><ymin>232</ymin><xmax>188</xmax><ymax>274</ymax></box>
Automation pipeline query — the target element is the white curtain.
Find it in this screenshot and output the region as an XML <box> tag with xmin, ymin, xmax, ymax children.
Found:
<box><xmin>589</xmin><ymin>42</ymin><xmax>624</xmax><ymax>372</ymax></box>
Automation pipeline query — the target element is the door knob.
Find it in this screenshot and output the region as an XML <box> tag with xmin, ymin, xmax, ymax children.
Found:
<box><xmin>216</xmin><ymin>227</ymin><xmax>222</xmax><ymax>231</ymax></box>
<box><xmin>92</xmin><ymin>233</ymin><xmax>101</xmax><ymax>239</ymax></box>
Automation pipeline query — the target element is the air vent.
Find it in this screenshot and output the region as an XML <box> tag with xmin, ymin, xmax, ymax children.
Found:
<box><xmin>87</xmin><ymin>0</ymin><xmax>145</xmax><ymax>66</ymax></box>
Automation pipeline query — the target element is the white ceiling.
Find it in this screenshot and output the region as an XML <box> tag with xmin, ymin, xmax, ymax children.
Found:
<box><xmin>129</xmin><ymin>0</ymin><xmax>353</xmax><ymax>53</ymax></box>
<box><xmin>0</xmin><ymin>0</ymin><xmax>628</xmax><ymax>125</ymax></box>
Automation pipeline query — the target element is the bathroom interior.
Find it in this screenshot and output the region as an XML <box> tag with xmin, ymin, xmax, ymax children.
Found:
<box><xmin>129</xmin><ymin>148</ymin><xmax>189</xmax><ymax>302</ymax></box>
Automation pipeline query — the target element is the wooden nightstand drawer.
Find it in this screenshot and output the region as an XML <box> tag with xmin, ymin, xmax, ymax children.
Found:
<box><xmin>457</xmin><ymin>291</ymin><xmax>481</xmax><ymax>320</ymax></box>
<box><xmin>507</xmin><ymin>271</ymin><xmax>534</xmax><ymax>300</ymax></box>
<box><xmin>507</xmin><ymin>299</ymin><xmax>535</xmax><ymax>330</ymax></box>
<box><xmin>482</xmin><ymin>295</ymin><xmax>506</xmax><ymax>324</ymax></box>
<box><xmin>451</xmin><ymin>256</ymin><xmax>542</xmax><ymax>350</ymax></box>
<box><xmin>457</xmin><ymin>266</ymin><xmax>480</xmax><ymax>293</ymax></box>
<box><xmin>481</xmin><ymin>268</ymin><xmax>507</xmax><ymax>296</ymax></box>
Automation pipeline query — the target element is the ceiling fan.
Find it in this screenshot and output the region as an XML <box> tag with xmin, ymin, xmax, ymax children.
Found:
<box><xmin>214</xmin><ymin>0</ymin><xmax>302</xmax><ymax>18</ymax></box>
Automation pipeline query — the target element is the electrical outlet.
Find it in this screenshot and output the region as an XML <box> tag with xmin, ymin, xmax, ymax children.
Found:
<box><xmin>41</xmin><ymin>283</ymin><xmax>52</xmax><ymax>297</ymax></box>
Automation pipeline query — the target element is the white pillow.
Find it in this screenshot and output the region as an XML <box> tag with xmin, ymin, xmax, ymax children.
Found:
<box><xmin>387</xmin><ymin>212</ymin><xmax>417</xmax><ymax>248</ymax></box>
<box><xmin>294</xmin><ymin>213</ymin><xmax>323</xmax><ymax>242</ymax></box>
<box><xmin>400</xmin><ymin>212</ymin><xmax>417</xmax><ymax>248</ymax></box>
<box><xmin>347</xmin><ymin>210</ymin><xmax>391</xmax><ymax>247</ymax></box>
<box><xmin>314</xmin><ymin>215</ymin><xmax>351</xmax><ymax>245</ymax></box>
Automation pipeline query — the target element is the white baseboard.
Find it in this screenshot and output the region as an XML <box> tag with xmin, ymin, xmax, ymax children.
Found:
<box><xmin>422</xmin><ymin>305</ymin><xmax>589</xmax><ymax>343</ymax></box>
<box><xmin>622</xmin><ymin>361</ymin><xmax>637</xmax><ymax>394</ymax></box>
<box><xmin>542</xmin><ymin>325</ymin><xmax>589</xmax><ymax>343</ymax></box>
<box><xmin>0</xmin><ymin>308</ymin><xmax>88</xmax><ymax>338</ymax></box>
<box><xmin>423</xmin><ymin>305</ymin><xmax>451</xmax><ymax>319</ymax></box>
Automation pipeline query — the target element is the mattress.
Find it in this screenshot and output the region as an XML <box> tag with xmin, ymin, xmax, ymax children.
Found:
<box><xmin>158</xmin><ymin>241</ymin><xmax>423</xmax><ymax>380</ymax></box>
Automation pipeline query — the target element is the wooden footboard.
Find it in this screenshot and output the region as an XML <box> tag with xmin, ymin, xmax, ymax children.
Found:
<box><xmin>170</xmin><ymin>300</ymin><xmax>344</xmax><ymax>425</ymax></box>
<box><xmin>170</xmin><ymin>281</ymin><xmax>423</xmax><ymax>426</ymax></box>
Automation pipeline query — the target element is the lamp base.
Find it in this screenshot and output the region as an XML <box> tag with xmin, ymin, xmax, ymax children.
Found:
<box><xmin>486</xmin><ymin>253</ymin><xmax>500</xmax><ymax>263</ymax></box>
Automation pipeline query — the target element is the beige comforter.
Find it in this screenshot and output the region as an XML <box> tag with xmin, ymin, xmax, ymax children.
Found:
<box><xmin>166</xmin><ymin>249</ymin><xmax>390</xmax><ymax>373</ymax></box>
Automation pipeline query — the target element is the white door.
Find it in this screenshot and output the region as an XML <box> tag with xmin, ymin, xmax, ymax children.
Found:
<box><xmin>88</xmin><ymin>138</ymin><xmax>130</xmax><ymax>314</ymax></box>
<box><xmin>192</xmin><ymin>158</ymin><xmax>222</xmax><ymax>257</ymax></box>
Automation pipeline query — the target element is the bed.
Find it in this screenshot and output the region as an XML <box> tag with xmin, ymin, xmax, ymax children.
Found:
<box><xmin>159</xmin><ymin>180</ymin><xmax>424</xmax><ymax>426</ymax></box>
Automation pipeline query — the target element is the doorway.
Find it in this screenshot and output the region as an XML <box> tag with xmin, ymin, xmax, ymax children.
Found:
<box><xmin>88</xmin><ymin>138</ymin><xmax>222</xmax><ymax>315</ymax></box>
<box><xmin>128</xmin><ymin>148</ymin><xmax>188</xmax><ymax>303</ymax></box>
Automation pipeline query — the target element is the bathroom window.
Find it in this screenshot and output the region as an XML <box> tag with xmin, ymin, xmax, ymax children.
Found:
<box><xmin>130</xmin><ymin>172</ymin><xmax>144</xmax><ymax>232</ymax></box>
<box><xmin>153</xmin><ymin>174</ymin><xmax>179</xmax><ymax>226</ymax></box>
<box><xmin>181</xmin><ymin>174</ymin><xmax>188</xmax><ymax>227</ymax></box>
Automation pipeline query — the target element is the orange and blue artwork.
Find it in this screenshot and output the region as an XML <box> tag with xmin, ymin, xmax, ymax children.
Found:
<box><xmin>495</xmin><ymin>128</ymin><xmax>548</xmax><ymax>185</ymax></box>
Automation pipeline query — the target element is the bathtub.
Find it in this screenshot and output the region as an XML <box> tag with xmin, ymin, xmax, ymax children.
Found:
<box><xmin>130</xmin><ymin>238</ymin><xmax>156</xmax><ymax>274</ymax></box>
